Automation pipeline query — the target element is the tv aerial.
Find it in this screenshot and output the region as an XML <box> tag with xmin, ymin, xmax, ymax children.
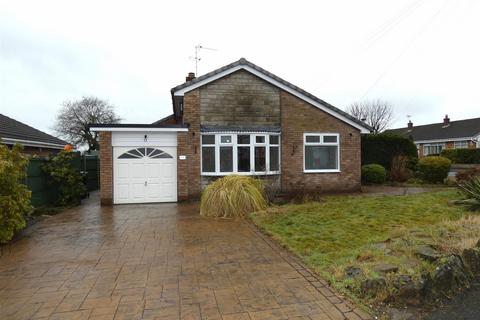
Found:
<box><xmin>190</xmin><ymin>44</ymin><xmax>218</xmax><ymax>75</ymax></box>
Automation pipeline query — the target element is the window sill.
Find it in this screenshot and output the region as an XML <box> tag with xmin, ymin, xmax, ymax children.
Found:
<box><xmin>304</xmin><ymin>169</ymin><xmax>341</xmax><ymax>173</ymax></box>
<box><xmin>201</xmin><ymin>172</ymin><xmax>281</xmax><ymax>176</ymax></box>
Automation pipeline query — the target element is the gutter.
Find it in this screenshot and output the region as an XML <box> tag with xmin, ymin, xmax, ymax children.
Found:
<box><xmin>1</xmin><ymin>137</ymin><xmax>65</xmax><ymax>149</ymax></box>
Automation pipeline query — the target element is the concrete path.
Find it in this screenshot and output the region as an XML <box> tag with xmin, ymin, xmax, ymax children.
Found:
<box><xmin>0</xmin><ymin>193</ymin><xmax>370</xmax><ymax>320</ymax></box>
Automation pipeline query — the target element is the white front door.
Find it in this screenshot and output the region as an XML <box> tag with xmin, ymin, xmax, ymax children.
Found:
<box><xmin>113</xmin><ymin>146</ymin><xmax>177</xmax><ymax>204</ymax></box>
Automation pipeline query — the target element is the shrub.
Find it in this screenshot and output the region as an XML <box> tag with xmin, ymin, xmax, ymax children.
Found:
<box><xmin>458</xmin><ymin>177</ymin><xmax>480</xmax><ymax>210</ymax></box>
<box><xmin>362</xmin><ymin>133</ymin><xmax>418</xmax><ymax>170</ymax></box>
<box><xmin>200</xmin><ymin>175</ymin><xmax>268</xmax><ymax>218</ymax></box>
<box><xmin>441</xmin><ymin>149</ymin><xmax>480</xmax><ymax>164</ymax></box>
<box><xmin>0</xmin><ymin>144</ymin><xmax>32</xmax><ymax>243</ymax></box>
<box><xmin>389</xmin><ymin>154</ymin><xmax>411</xmax><ymax>182</ymax></box>
<box><xmin>456</xmin><ymin>167</ymin><xmax>480</xmax><ymax>184</ymax></box>
<box><xmin>43</xmin><ymin>151</ymin><xmax>86</xmax><ymax>206</ymax></box>
<box><xmin>417</xmin><ymin>156</ymin><xmax>451</xmax><ymax>183</ymax></box>
<box><xmin>361</xmin><ymin>164</ymin><xmax>387</xmax><ymax>184</ymax></box>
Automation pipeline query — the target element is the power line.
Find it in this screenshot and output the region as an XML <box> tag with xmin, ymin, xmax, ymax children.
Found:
<box><xmin>361</xmin><ymin>0</ymin><xmax>450</xmax><ymax>99</ymax></box>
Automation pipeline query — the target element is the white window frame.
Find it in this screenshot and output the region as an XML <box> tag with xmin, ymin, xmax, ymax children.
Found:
<box><xmin>423</xmin><ymin>143</ymin><xmax>444</xmax><ymax>156</ymax></box>
<box><xmin>454</xmin><ymin>140</ymin><xmax>469</xmax><ymax>149</ymax></box>
<box><xmin>201</xmin><ymin>132</ymin><xmax>281</xmax><ymax>176</ymax></box>
<box><xmin>303</xmin><ymin>133</ymin><xmax>340</xmax><ymax>173</ymax></box>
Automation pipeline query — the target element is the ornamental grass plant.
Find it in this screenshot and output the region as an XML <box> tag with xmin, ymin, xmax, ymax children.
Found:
<box><xmin>200</xmin><ymin>175</ymin><xmax>268</xmax><ymax>218</ymax></box>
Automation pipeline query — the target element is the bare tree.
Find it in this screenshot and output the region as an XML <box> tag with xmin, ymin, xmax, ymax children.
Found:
<box><xmin>347</xmin><ymin>100</ymin><xmax>394</xmax><ymax>133</ymax></box>
<box><xmin>54</xmin><ymin>96</ymin><xmax>121</xmax><ymax>151</ymax></box>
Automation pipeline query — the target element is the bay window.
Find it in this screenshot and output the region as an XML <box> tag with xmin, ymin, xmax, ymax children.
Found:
<box><xmin>304</xmin><ymin>133</ymin><xmax>340</xmax><ymax>172</ymax></box>
<box><xmin>201</xmin><ymin>133</ymin><xmax>280</xmax><ymax>175</ymax></box>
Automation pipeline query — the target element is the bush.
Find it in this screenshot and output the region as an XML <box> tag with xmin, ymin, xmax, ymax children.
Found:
<box><xmin>200</xmin><ymin>175</ymin><xmax>268</xmax><ymax>218</ymax></box>
<box><xmin>362</xmin><ymin>133</ymin><xmax>418</xmax><ymax>170</ymax></box>
<box><xmin>0</xmin><ymin>144</ymin><xmax>32</xmax><ymax>243</ymax></box>
<box><xmin>441</xmin><ymin>149</ymin><xmax>480</xmax><ymax>164</ymax></box>
<box><xmin>456</xmin><ymin>167</ymin><xmax>480</xmax><ymax>184</ymax></box>
<box><xmin>417</xmin><ymin>156</ymin><xmax>451</xmax><ymax>183</ymax></box>
<box><xmin>390</xmin><ymin>154</ymin><xmax>411</xmax><ymax>182</ymax></box>
<box><xmin>361</xmin><ymin>164</ymin><xmax>387</xmax><ymax>184</ymax></box>
<box><xmin>43</xmin><ymin>151</ymin><xmax>86</xmax><ymax>206</ymax></box>
<box><xmin>458</xmin><ymin>177</ymin><xmax>480</xmax><ymax>210</ymax></box>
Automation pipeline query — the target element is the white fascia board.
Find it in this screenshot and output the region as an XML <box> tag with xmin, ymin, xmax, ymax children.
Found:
<box><xmin>90</xmin><ymin>127</ymin><xmax>188</xmax><ymax>132</ymax></box>
<box><xmin>1</xmin><ymin>137</ymin><xmax>65</xmax><ymax>149</ymax></box>
<box><xmin>415</xmin><ymin>137</ymin><xmax>475</xmax><ymax>144</ymax></box>
<box><xmin>173</xmin><ymin>65</ymin><xmax>371</xmax><ymax>134</ymax></box>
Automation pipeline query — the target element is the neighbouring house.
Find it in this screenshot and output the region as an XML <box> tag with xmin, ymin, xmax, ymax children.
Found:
<box><xmin>388</xmin><ymin>115</ymin><xmax>480</xmax><ymax>157</ymax></box>
<box><xmin>0</xmin><ymin>113</ymin><xmax>67</xmax><ymax>156</ymax></box>
<box><xmin>90</xmin><ymin>58</ymin><xmax>371</xmax><ymax>205</ymax></box>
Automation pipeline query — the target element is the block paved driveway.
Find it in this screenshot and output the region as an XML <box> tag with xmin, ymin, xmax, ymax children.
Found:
<box><xmin>0</xmin><ymin>193</ymin><xmax>370</xmax><ymax>320</ymax></box>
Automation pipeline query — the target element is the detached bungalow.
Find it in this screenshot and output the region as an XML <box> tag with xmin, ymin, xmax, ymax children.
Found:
<box><xmin>91</xmin><ymin>58</ymin><xmax>371</xmax><ymax>205</ymax></box>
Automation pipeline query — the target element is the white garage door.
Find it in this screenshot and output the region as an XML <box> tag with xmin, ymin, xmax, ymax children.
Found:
<box><xmin>113</xmin><ymin>146</ymin><xmax>177</xmax><ymax>204</ymax></box>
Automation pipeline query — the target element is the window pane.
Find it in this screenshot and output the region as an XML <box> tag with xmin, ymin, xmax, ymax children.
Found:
<box><xmin>220</xmin><ymin>147</ymin><xmax>233</xmax><ymax>172</ymax></box>
<box><xmin>269</xmin><ymin>135</ymin><xmax>279</xmax><ymax>145</ymax></box>
<box><xmin>256</xmin><ymin>136</ymin><xmax>265</xmax><ymax>144</ymax></box>
<box><xmin>202</xmin><ymin>135</ymin><xmax>215</xmax><ymax>144</ymax></box>
<box><xmin>202</xmin><ymin>147</ymin><xmax>215</xmax><ymax>172</ymax></box>
<box><xmin>305</xmin><ymin>146</ymin><xmax>338</xmax><ymax>170</ymax></box>
<box><xmin>269</xmin><ymin>146</ymin><xmax>279</xmax><ymax>171</ymax></box>
<box><xmin>220</xmin><ymin>135</ymin><xmax>232</xmax><ymax>144</ymax></box>
<box><xmin>255</xmin><ymin>147</ymin><xmax>266</xmax><ymax>171</ymax></box>
<box><xmin>237</xmin><ymin>147</ymin><xmax>250</xmax><ymax>172</ymax></box>
<box><xmin>305</xmin><ymin>135</ymin><xmax>321</xmax><ymax>143</ymax></box>
<box><xmin>237</xmin><ymin>135</ymin><xmax>250</xmax><ymax>144</ymax></box>
<box><xmin>323</xmin><ymin>135</ymin><xmax>338</xmax><ymax>143</ymax></box>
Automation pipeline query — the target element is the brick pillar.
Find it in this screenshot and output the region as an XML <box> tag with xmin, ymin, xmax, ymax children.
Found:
<box><xmin>99</xmin><ymin>131</ymin><xmax>113</xmax><ymax>205</ymax></box>
<box><xmin>177</xmin><ymin>132</ymin><xmax>189</xmax><ymax>201</ymax></box>
<box><xmin>183</xmin><ymin>89</ymin><xmax>202</xmax><ymax>199</ymax></box>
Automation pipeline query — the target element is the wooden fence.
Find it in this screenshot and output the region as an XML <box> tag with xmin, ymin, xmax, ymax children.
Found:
<box><xmin>25</xmin><ymin>154</ymin><xmax>99</xmax><ymax>207</ymax></box>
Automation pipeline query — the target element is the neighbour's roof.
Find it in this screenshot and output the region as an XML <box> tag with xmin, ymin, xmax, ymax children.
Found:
<box><xmin>170</xmin><ymin>58</ymin><xmax>372</xmax><ymax>133</ymax></box>
<box><xmin>0</xmin><ymin>113</ymin><xmax>67</xmax><ymax>147</ymax></box>
<box><xmin>152</xmin><ymin>114</ymin><xmax>175</xmax><ymax>125</ymax></box>
<box><xmin>388</xmin><ymin>117</ymin><xmax>480</xmax><ymax>142</ymax></box>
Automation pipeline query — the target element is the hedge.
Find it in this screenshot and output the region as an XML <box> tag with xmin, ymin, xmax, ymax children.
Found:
<box><xmin>440</xmin><ymin>148</ymin><xmax>480</xmax><ymax>164</ymax></box>
<box><xmin>362</xmin><ymin>133</ymin><xmax>418</xmax><ymax>170</ymax></box>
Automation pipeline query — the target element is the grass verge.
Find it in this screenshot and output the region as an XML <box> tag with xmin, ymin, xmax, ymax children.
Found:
<box><xmin>251</xmin><ymin>189</ymin><xmax>477</xmax><ymax>307</ymax></box>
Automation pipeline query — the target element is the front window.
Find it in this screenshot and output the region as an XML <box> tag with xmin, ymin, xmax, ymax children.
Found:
<box><xmin>423</xmin><ymin>144</ymin><xmax>444</xmax><ymax>156</ymax></box>
<box><xmin>454</xmin><ymin>141</ymin><xmax>469</xmax><ymax>149</ymax></box>
<box><xmin>201</xmin><ymin>133</ymin><xmax>280</xmax><ymax>175</ymax></box>
<box><xmin>304</xmin><ymin>133</ymin><xmax>340</xmax><ymax>172</ymax></box>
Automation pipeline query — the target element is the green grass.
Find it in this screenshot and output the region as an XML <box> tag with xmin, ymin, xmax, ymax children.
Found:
<box><xmin>251</xmin><ymin>189</ymin><xmax>475</xmax><ymax>304</ymax></box>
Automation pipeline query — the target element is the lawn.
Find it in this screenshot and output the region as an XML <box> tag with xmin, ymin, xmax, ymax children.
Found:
<box><xmin>251</xmin><ymin>189</ymin><xmax>477</xmax><ymax>304</ymax></box>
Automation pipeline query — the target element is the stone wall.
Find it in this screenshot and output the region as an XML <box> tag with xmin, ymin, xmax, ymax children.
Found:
<box><xmin>200</xmin><ymin>70</ymin><xmax>280</xmax><ymax>127</ymax></box>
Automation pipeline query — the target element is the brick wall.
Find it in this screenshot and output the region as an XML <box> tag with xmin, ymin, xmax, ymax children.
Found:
<box><xmin>182</xmin><ymin>89</ymin><xmax>202</xmax><ymax>198</ymax></box>
<box><xmin>280</xmin><ymin>91</ymin><xmax>361</xmax><ymax>193</ymax></box>
<box><xmin>99</xmin><ymin>131</ymin><xmax>113</xmax><ymax>205</ymax></box>
<box><xmin>200</xmin><ymin>70</ymin><xmax>280</xmax><ymax>127</ymax></box>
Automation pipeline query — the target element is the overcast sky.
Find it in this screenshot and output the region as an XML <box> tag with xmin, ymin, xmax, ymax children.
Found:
<box><xmin>1</xmin><ymin>0</ymin><xmax>479</xmax><ymax>136</ymax></box>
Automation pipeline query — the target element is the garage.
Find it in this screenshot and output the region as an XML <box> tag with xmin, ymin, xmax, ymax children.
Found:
<box><xmin>103</xmin><ymin>129</ymin><xmax>184</xmax><ymax>204</ymax></box>
<box><xmin>114</xmin><ymin>146</ymin><xmax>177</xmax><ymax>204</ymax></box>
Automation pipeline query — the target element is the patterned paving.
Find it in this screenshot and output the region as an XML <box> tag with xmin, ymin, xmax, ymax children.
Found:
<box><xmin>0</xmin><ymin>193</ymin><xmax>370</xmax><ymax>320</ymax></box>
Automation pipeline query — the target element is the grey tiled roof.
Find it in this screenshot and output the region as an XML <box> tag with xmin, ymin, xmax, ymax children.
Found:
<box><xmin>0</xmin><ymin>113</ymin><xmax>67</xmax><ymax>147</ymax></box>
<box><xmin>171</xmin><ymin>58</ymin><xmax>372</xmax><ymax>132</ymax></box>
<box><xmin>387</xmin><ymin>117</ymin><xmax>480</xmax><ymax>141</ymax></box>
